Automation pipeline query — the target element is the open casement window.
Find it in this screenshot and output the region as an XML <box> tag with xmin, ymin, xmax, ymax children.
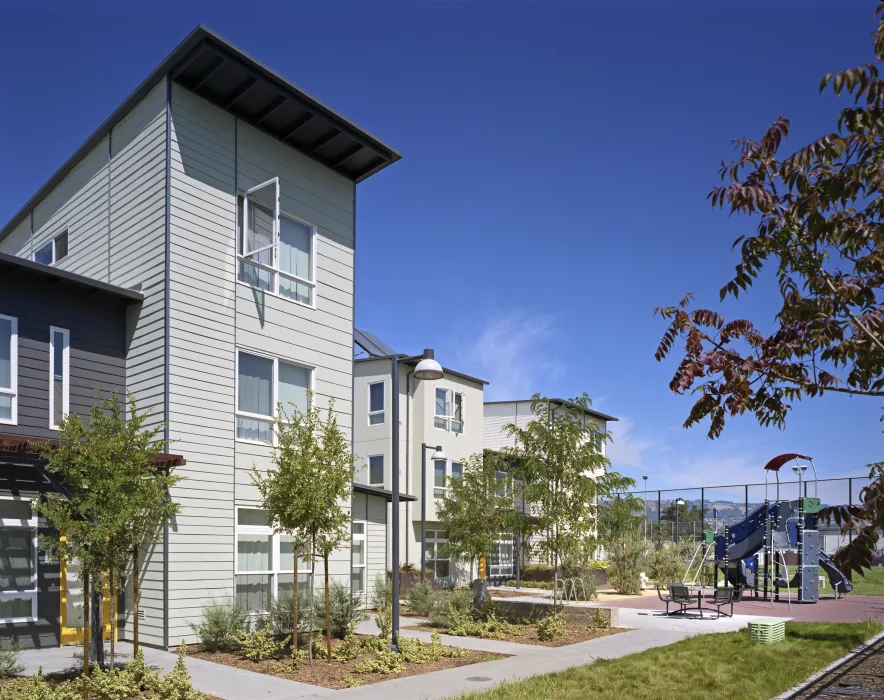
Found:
<box><xmin>0</xmin><ymin>498</ymin><xmax>38</xmax><ymax>623</ymax></box>
<box><xmin>434</xmin><ymin>389</ymin><xmax>464</xmax><ymax>433</ymax></box>
<box><xmin>351</xmin><ymin>522</ymin><xmax>366</xmax><ymax>595</ymax></box>
<box><xmin>0</xmin><ymin>315</ymin><xmax>16</xmax><ymax>424</ymax></box>
<box><xmin>238</xmin><ymin>179</ymin><xmax>316</xmax><ymax>306</ymax></box>
<box><xmin>235</xmin><ymin>507</ymin><xmax>311</xmax><ymax>615</ymax></box>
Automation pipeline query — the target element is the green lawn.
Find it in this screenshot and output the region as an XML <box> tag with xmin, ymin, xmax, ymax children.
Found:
<box><xmin>451</xmin><ymin>621</ymin><xmax>882</xmax><ymax>700</ymax></box>
<box><xmin>848</xmin><ymin>566</ymin><xmax>884</xmax><ymax>596</ymax></box>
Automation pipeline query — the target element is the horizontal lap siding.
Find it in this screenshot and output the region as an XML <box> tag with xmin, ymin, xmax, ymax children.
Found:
<box><xmin>167</xmin><ymin>84</ymin><xmax>237</xmax><ymax>644</ymax></box>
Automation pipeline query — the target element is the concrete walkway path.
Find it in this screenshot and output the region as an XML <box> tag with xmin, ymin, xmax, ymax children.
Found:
<box><xmin>17</xmin><ymin>607</ymin><xmax>771</xmax><ymax>700</ymax></box>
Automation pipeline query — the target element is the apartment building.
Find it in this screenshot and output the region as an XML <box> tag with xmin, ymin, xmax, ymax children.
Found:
<box><xmin>352</xmin><ymin>330</ymin><xmax>488</xmax><ymax>595</ymax></box>
<box><xmin>0</xmin><ymin>26</ymin><xmax>399</xmax><ymax>649</ymax></box>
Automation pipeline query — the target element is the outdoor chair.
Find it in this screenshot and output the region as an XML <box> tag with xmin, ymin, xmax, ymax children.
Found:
<box><xmin>711</xmin><ymin>587</ymin><xmax>733</xmax><ymax>618</ymax></box>
<box><xmin>669</xmin><ymin>583</ymin><xmax>694</xmax><ymax>616</ymax></box>
<box><xmin>657</xmin><ymin>585</ymin><xmax>675</xmax><ymax>615</ymax></box>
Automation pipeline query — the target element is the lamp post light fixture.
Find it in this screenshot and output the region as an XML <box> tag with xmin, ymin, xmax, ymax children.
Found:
<box><xmin>421</xmin><ymin>444</ymin><xmax>445</xmax><ymax>585</ymax></box>
<box><xmin>390</xmin><ymin>349</ymin><xmax>442</xmax><ymax>651</ymax></box>
<box><xmin>675</xmin><ymin>497</ymin><xmax>686</xmax><ymax>545</ymax></box>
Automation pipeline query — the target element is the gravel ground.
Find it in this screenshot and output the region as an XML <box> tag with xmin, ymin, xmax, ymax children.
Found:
<box><xmin>791</xmin><ymin>634</ymin><xmax>884</xmax><ymax>698</ymax></box>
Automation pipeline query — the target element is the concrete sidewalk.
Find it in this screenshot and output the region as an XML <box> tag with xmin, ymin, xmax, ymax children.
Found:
<box><xmin>17</xmin><ymin>607</ymin><xmax>767</xmax><ymax>700</ymax></box>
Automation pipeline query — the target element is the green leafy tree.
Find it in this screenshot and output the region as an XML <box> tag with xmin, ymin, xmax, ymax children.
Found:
<box><xmin>437</xmin><ymin>451</ymin><xmax>511</xmax><ymax>580</ymax></box>
<box><xmin>659</xmin><ymin>501</ymin><xmax>705</xmax><ymax>541</ymax></box>
<box><xmin>504</xmin><ymin>395</ymin><xmax>635</xmax><ymax>608</ymax></box>
<box><xmin>35</xmin><ymin>392</ymin><xmax>181</xmax><ymax>674</ymax></box>
<box><xmin>250</xmin><ymin>394</ymin><xmax>355</xmax><ymax>663</ymax></box>
<box><xmin>597</xmin><ymin>492</ymin><xmax>645</xmax><ymax>550</ymax></box>
<box><xmin>655</xmin><ymin>8</ymin><xmax>884</xmax><ymax>441</ymax></box>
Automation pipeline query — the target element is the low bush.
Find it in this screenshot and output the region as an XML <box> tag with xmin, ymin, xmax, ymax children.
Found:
<box><xmin>586</xmin><ymin>609</ymin><xmax>610</xmax><ymax>630</ymax></box>
<box><xmin>444</xmin><ymin>605</ymin><xmax>522</xmax><ymax>640</ymax></box>
<box><xmin>608</xmin><ymin>535</ymin><xmax>646</xmax><ymax>595</ymax></box>
<box><xmin>154</xmin><ymin>642</ymin><xmax>203</xmax><ymax>700</ymax></box>
<box><xmin>315</xmin><ymin>580</ymin><xmax>367</xmax><ymax>639</ymax></box>
<box><xmin>189</xmin><ymin>599</ymin><xmax>249</xmax><ymax>651</ymax></box>
<box><xmin>341</xmin><ymin>675</ymin><xmax>365</xmax><ymax>688</ymax></box>
<box><xmin>267</xmin><ymin>588</ymin><xmax>315</xmax><ymax>637</ymax></box>
<box><xmin>406</xmin><ymin>581</ymin><xmax>434</xmax><ymax>616</ymax></box>
<box><xmin>86</xmin><ymin>667</ymin><xmax>140</xmax><ymax>700</ymax></box>
<box><xmin>0</xmin><ymin>639</ymin><xmax>23</xmax><ymax>678</ymax></box>
<box><xmin>503</xmin><ymin>580</ymin><xmax>554</xmax><ymax>590</ymax></box>
<box><xmin>536</xmin><ymin>612</ymin><xmax>567</xmax><ymax>642</ymax></box>
<box><xmin>354</xmin><ymin>648</ymin><xmax>405</xmax><ymax>675</ymax></box>
<box><xmin>397</xmin><ymin>636</ymin><xmax>431</xmax><ymax>664</ymax></box>
<box><xmin>237</xmin><ymin>628</ymin><xmax>289</xmax><ymax>662</ymax></box>
<box><xmin>331</xmin><ymin>627</ymin><xmax>362</xmax><ymax>661</ymax></box>
<box><xmin>430</xmin><ymin>631</ymin><xmax>469</xmax><ymax>659</ymax></box>
<box><xmin>0</xmin><ymin>672</ymin><xmax>80</xmax><ymax>700</ymax></box>
<box><xmin>371</xmin><ymin>573</ymin><xmax>392</xmax><ymax>612</ymax></box>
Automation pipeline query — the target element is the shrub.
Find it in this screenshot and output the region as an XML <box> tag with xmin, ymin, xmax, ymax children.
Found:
<box><xmin>397</xmin><ymin>636</ymin><xmax>431</xmax><ymax>664</ymax></box>
<box><xmin>375</xmin><ymin>605</ymin><xmax>392</xmax><ymax>640</ymax></box>
<box><xmin>536</xmin><ymin>612</ymin><xmax>567</xmax><ymax>641</ymax></box>
<box><xmin>429</xmin><ymin>631</ymin><xmax>468</xmax><ymax>659</ymax></box>
<box><xmin>406</xmin><ymin>581</ymin><xmax>434</xmax><ymax>616</ymax></box>
<box><xmin>331</xmin><ymin>627</ymin><xmax>362</xmax><ymax>661</ymax></box>
<box><xmin>126</xmin><ymin>648</ymin><xmax>159</xmax><ymax>691</ymax></box>
<box><xmin>237</xmin><ymin>628</ymin><xmax>289</xmax><ymax>662</ymax></box>
<box><xmin>607</xmin><ymin>534</ymin><xmax>646</xmax><ymax>595</ymax></box>
<box><xmin>646</xmin><ymin>538</ymin><xmax>692</xmax><ymax>587</ymax></box>
<box><xmin>189</xmin><ymin>599</ymin><xmax>248</xmax><ymax>651</ymax></box>
<box><xmin>586</xmin><ymin>609</ymin><xmax>610</xmax><ymax>630</ymax></box>
<box><xmin>86</xmin><ymin>667</ymin><xmax>140</xmax><ymax>700</ymax></box>
<box><xmin>0</xmin><ymin>672</ymin><xmax>80</xmax><ymax>700</ymax></box>
<box><xmin>267</xmin><ymin>589</ymin><xmax>315</xmax><ymax>637</ymax></box>
<box><xmin>444</xmin><ymin>605</ymin><xmax>521</xmax><ymax>640</ymax></box>
<box><xmin>371</xmin><ymin>573</ymin><xmax>392</xmax><ymax>612</ymax></box>
<box><xmin>0</xmin><ymin>639</ymin><xmax>23</xmax><ymax>678</ymax></box>
<box><xmin>154</xmin><ymin>642</ymin><xmax>203</xmax><ymax>700</ymax></box>
<box><xmin>502</xmin><ymin>580</ymin><xmax>553</xmax><ymax>590</ymax></box>
<box><xmin>354</xmin><ymin>649</ymin><xmax>405</xmax><ymax>675</ymax></box>
<box><xmin>315</xmin><ymin>580</ymin><xmax>367</xmax><ymax>639</ymax></box>
<box><xmin>342</xmin><ymin>675</ymin><xmax>365</xmax><ymax>688</ymax></box>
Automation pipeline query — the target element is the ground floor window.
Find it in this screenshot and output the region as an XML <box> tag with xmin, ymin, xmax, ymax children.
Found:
<box><xmin>425</xmin><ymin>529</ymin><xmax>450</xmax><ymax>582</ymax></box>
<box><xmin>235</xmin><ymin>507</ymin><xmax>311</xmax><ymax>614</ymax></box>
<box><xmin>0</xmin><ymin>497</ymin><xmax>38</xmax><ymax>623</ymax></box>
<box><xmin>488</xmin><ymin>537</ymin><xmax>514</xmax><ymax>579</ymax></box>
<box><xmin>351</xmin><ymin>522</ymin><xmax>366</xmax><ymax>595</ymax></box>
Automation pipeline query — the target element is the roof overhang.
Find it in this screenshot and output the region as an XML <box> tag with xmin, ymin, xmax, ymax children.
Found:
<box><xmin>0</xmin><ymin>252</ymin><xmax>143</xmax><ymax>304</ymax></box>
<box><xmin>352</xmin><ymin>482</ymin><xmax>417</xmax><ymax>502</ymax></box>
<box><xmin>483</xmin><ymin>398</ymin><xmax>618</xmax><ymax>422</ymax></box>
<box><xmin>0</xmin><ymin>25</ymin><xmax>400</xmax><ymax>246</ymax></box>
<box><xmin>0</xmin><ymin>433</ymin><xmax>185</xmax><ymax>469</ymax></box>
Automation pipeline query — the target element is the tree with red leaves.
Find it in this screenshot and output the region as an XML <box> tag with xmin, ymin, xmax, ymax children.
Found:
<box><xmin>655</xmin><ymin>7</ymin><xmax>884</xmax><ymax>577</ymax></box>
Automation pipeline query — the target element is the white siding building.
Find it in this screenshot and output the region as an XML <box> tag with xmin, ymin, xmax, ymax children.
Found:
<box><xmin>0</xmin><ymin>27</ymin><xmax>400</xmax><ymax>649</ymax></box>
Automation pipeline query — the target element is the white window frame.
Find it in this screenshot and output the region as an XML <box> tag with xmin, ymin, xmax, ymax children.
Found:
<box><xmin>234</xmin><ymin>349</ymin><xmax>314</xmax><ymax>445</ymax></box>
<box><xmin>367</xmin><ymin>454</ymin><xmax>385</xmax><ymax>487</ymax></box>
<box><xmin>234</xmin><ymin>506</ymin><xmax>312</xmax><ymax>616</ymax></box>
<box><xmin>425</xmin><ymin>529</ymin><xmax>450</xmax><ymax>583</ymax></box>
<box><xmin>0</xmin><ymin>496</ymin><xmax>39</xmax><ymax>624</ymax></box>
<box><xmin>237</xmin><ymin>181</ymin><xmax>318</xmax><ymax>310</ymax></box>
<box><xmin>489</xmin><ymin>536</ymin><xmax>514</xmax><ymax>580</ymax></box>
<box><xmin>433</xmin><ymin>459</ymin><xmax>448</xmax><ymax>500</ymax></box>
<box><xmin>351</xmin><ymin>521</ymin><xmax>367</xmax><ymax>597</ymax></box>
<box><xmin>433</xmin><ymin>388</ymin><xmax>464</xmax><ymax>434</ymax></box>
<box><xmin>32</xmin><ymin>230</ymin><xmax>69</xmax><ymax>267</ymax></box>
<box><xmin>367</xmin><ymin>381</ymin><xmax>385</xmax><ymax>425</ymax></box>
<box><xmin>48</xmin><ymin>326</ymin><xmax>70</xmax><ymax>430</ymax></box>
<box><xmin>0</xmin><ymin>314</ymin><xmax>17</xmax><ymax>425</ymax></box>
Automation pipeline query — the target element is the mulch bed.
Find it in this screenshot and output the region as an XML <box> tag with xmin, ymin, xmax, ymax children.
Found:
<box><xmin>404</xmin><ymin>623</ymin><xmax>626</xmax><ymax>647</ymax></box>
<box><xmin>186</xmin><ymin>635</ymin><xmax>505</xmax><ymax>690</ymax></box>
<box><xmin>790</xmin><ymin>633</ymin><xmax>884</xmax><ymax>698</ymax></box>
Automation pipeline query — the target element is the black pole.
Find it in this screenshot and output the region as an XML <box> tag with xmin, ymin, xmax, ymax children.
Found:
<box><xmin>676</xmin><ymin>504</ymin><xmax>680</xmax><ymax>545</ymax></box>
<box><xmin>657</xmin><ymin>491</ymin><xmax>661</xmax><ymax>539</ymax></box>
<box><xmin>391</xmin><ymin>354</ymin><xmax>400</xmax><ymax>650</ymax></box>
<box><xmin>700</xmin><ymin>488</ymin><xmax>705</xmax><ymax>534</ymax></box>
<box><xmin>420</xmin><ymin>443</ymin><xmax>427</xmax><ymax>586</ymax></box>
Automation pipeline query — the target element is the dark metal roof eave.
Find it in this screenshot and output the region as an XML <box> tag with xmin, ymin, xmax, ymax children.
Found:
<box><xmin>0</xmin><ymin>252</ymin><xmax>144</xmax><ymax>303</ymax></box>
<box><xmin>354</xmin><ymin>356</ymin><xmax>489</xmax><ymax>387</ymax></box>
<box><xmin>0</xmin><ymin>24</ymin><xmax>401</xmax><ymax>246</ymax></box>
<box><xmin>352</xmin><ymin>482</ymin><xmax>417</xmax><ymax>502</ymax></box>
<box><xmin>483</xmin><ymin>398</ymin><xmax>619</xmax><ymax>422</ymax></box>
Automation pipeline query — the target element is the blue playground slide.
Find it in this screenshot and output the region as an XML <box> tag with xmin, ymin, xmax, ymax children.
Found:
<box><xmin>819</xmin><ymin>551</ymin><xmax>854</xmax><ymax>595</ymax></box>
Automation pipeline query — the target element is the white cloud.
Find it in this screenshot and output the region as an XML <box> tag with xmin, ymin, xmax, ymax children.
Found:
<box><xmin>455</xmin><ymin>309</ymin><xmax>565</xmax><ymax>401</ymax></box>
<box><xmin>606</xmin><ymin>416</ymin><xmax>654</xmax><ymax>468</ymax></box>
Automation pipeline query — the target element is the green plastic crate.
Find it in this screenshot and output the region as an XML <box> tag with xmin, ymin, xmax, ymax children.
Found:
<box><xmin>748</xmin><ymin>619</ymin><xmax>785</xmax><ymax>644</ymax></box>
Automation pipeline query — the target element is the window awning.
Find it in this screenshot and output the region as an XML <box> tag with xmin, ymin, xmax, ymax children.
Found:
<box><xmin>352</xmin><ymin>482</ymin><xmax>417</xmax><ymax>502</ymax></box>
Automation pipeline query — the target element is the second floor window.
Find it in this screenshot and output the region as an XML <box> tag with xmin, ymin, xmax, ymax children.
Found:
<box><xmin>368</xmin><ymin>455</ymin><xmax>384</xmax><ymax>486</ymax></box>
<box><xmin>368</xmin><ymin>382</ymin><xmax>384</xmax><ymax>425</ymax></box>
<box><xmin>0</xmin><ymin>315</ymin><xmax>17</xmax><ymax>424</ymax></box>
<box><xmin>33</xmin><ymin>231</ymin><xmax>68</xmax><ymax>267</ymax></box>
<box><xmin>434</xmin><ymin>388</ymin><xmax>463</xmax><ymax>434</ymax></box>
<box><xmin>49</xmin><ymin>327</ymin><xmax>69</xmax><ymax>430</ymax></box>
<box><xmin>237</xmin><ymin>179</ymin><xmax>316</xmax><ymax>307</ymax></box>
<box><xmin>236</xmin><ymin>350</ymin><xmax>311</xmax><ymax>443</ymax></box>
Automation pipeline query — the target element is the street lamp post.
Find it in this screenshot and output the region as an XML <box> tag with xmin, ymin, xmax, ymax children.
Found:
<box><xmin>642</xmin><ymin>476</ymin><xmax>648</xmax><ymax>541</ymax></box>
<box><xmin>421</xmin><ymin>443</ymin><xmax>445</xmax><ymax>585</ymax></box>
<box><xmin>391</xmin><ymin>349</ymin><xmax>443</xmax><ymax>651</ymax></box>
<box><xmin>675</xmin><ymin>497</ymin><xmax>685</xmax><ymax>545</ymax></box>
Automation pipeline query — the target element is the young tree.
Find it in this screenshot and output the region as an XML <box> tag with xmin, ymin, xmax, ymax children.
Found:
<box><xmin>35</xmin><ymin>393</ymin><xmax>181</xmax><ymax>673</ymax></box>
<box><xmin>504</xmin><ymin>395</ymin><xmax>635</xmax><ymax>609</ymax></box>
<box><xmin>655</xmin><ymin>8</ymin><xmax>884</xmax><ymax>441</ymax></box>
<box><xmin>597</xmin><ymin>492</ymin><xmax>645</xmax><ymax>550</ymax></box>
<box><xmin>437</xmin><ymin>451</ymin><xmax>511</xmax><ymax>581</ymax></box>
<box><xmin>250</xmin><ymin>395</ymin><xmax>355</xmax><ymax>663</ymax></box>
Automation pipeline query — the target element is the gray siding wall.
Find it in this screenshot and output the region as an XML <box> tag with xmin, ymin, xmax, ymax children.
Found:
<box><xmin>0</xmin><ymin>80</ymin><xmax>168</xmax><ymax>646</ymax></box>
<box><xmin>351</xmin><ymin>493</ymin><xmax>387</xmax><ymax>606</ymax></box>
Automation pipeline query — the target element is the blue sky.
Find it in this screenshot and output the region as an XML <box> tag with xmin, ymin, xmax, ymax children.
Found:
<box><xmin>1</xmin><ymin>1</ymin><xmax>880</xmax><ymax>491</ymax></box>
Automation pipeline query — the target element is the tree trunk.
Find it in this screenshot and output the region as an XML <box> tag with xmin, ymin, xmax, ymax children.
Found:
<box><xmin>292</xmin><ymin>545</ymin><xmax>299</xmax><ymax>653</ymax></box>
<box><xmin>133</xmin><ymin>547</ymin><xmax>139</xmax><ymax>654</ymax></box>
<box><xmin>91</xmin><ymin>576</ymin><xmax>104</xmax><ymax>669</ymax></box>
<box><xmin>324</xmin><ymin>554</ymin><xmax>332</xmax><ymax>662</ymax></box>
<box><xmin>308</xmin><ymin>537</ymin><xmax>315</xmax><ymax>664</ymax></box>
<box><xmin>82</xmin><ymin>574</ymin><xmax>90</xmax><ymax>700</ymax></box>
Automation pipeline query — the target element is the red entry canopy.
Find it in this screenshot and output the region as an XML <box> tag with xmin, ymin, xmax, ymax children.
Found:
<box><xmin>763</xmin><ymin>453</ymin><xmax>812</xmax><ymax>472</ymax></box>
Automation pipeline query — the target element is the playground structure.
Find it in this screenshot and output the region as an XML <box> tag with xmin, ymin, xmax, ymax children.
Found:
<box><xmin>708</xmin><ymin>453</ymin><xmax>853</xmax><ymax>605</ymax></box>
